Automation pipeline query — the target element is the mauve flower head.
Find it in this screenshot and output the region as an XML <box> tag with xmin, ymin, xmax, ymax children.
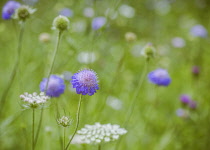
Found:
<box><xmin>92</xmin><ymin>17</ymin><xmax>106</xmax><ymax>30</ymax></box>
<box><xmin>176</xmin><ymin>108</ymin><xmax>188</xmax><ymax>118</ymax></box>
<box><xmin>171</xmin><ymin>37</ymin><xmax>185</xmax><ymax>48</ymax></box>
<box><xmin>188</xmin><ymin>100</ymin><xmax>197</xmax><ymax>109</ymax></box>
<box><xmin>190</xmin><ymin>25</ymin><xmax>208</xmax><ymax>38</ymax></box>
<box><xmin>2</xmin><ymin>1</ymin><xmax>20</xmax><ymax>20</ymax></box>
<box><xmin>180</xmin><ymin>94</ymin><xmax>191</xmax><ymax>105</ymax></box>
<box><xmin>192</xmin><ymin>66</ymin><xmax>200</xmax><ymax>76</ymax></box>
<box><xmin>59</xmin><ymin>8</ymin><xmax>73</xmax><ymax>17</ymax></box>
<box><xmin>71</xmin><ymin>69</ymin><xmax>99</xmax><ymax>96</ymax></box>
<box><xmin>40</xmin><ymin>75</ymin><xmax>65</xmax><ymax>97</ymax></box>
<box><xmin>148</xmin><ymin>68</ymin><xmax>171</xmax><ymax>86</ymax></box>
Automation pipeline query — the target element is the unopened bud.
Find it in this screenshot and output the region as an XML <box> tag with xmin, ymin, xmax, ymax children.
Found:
<box><xmin>125</xmin><ymin>32</ymin><xmax>137</xmax><ymax>42</ymax></box>
<box><xmin>52</xmin><ymin>15</ymin><xmax>69</xmax><ymax>31</ymax></box>
<box><xmin>14</xmin><ymin>5</ymin><xmax>36</xmax><ymax>21</ymax></box>
<box><xmin>141</xmin><ymin>43</ymin><xmax>156</xmax><ymax>61</ymax></box>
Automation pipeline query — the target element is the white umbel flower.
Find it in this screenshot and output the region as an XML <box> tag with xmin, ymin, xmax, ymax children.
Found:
<box><xmin>20</xmin><ymin>92</ymin><xmax>50</xmax><ymax>109</ymax></box>
<box><xmin>57</xmin><ymin>116</ymin><xmax>72</xmax><ymax>127</ymax></box>
<box><xmin>77</xmin><ymin>122</ymin><xmax>127</xmax><ymax>144</ymax></box>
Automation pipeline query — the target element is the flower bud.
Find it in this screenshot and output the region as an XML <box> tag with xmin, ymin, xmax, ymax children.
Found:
<box><xmin>141</xmin><ymin>43</ymin><xmax>156</xmax><ymax>61</ymax></box>
<box><xmin>14</xmin><ymin>5</ymin><xmax>36</xmax><ymax>21</ymax></box>
<box><xmin>125</xmin><ymin>32</ymin><xmax>137</xmax><ymax>42</ymax></box>
<box><xmin>52</xmin><ymin>15</ymin><xmax>69</xmax><ymax>31</ymax></box>
<box><xmin>57</xmin><ymin>116</ymin><xmax>72</xmax><ymax>127</ymax></box>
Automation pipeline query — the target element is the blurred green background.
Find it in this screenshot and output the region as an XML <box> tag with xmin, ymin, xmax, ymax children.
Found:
<box><xmin>0</xmin><ymin>0</ymin><xmax>210</xmax><ymax>149</ymax></box>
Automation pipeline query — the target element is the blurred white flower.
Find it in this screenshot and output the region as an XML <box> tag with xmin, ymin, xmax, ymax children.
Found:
<box><xmin>77</xmin><ymin>52</ymin><xmax>96</xmax><ymax>64</ymax></box>
<box><xmin>77</xmin><ymin>122</ymin><xmax>127</xmax><ymax>144</ymax></box>
<box><xmin>83</xmin><ymin>7</ymin><xmax>94</xmax><ymax>18</ymax></box>
<box><xmin>20</xmin><ymin>92</ymin><xmax>50</xmax><ymax>109</ymax></box>
<box><xmin>171</xmin><ymin>37</ymin><xmax>186</xmax><ymax>48</ymax></box>
<box><xmin>57</xmin><ymin>116</ymin><xmax>72</xmax><ymax>127</ymax></box>
<box><xmin>106</xmin><ymin>96</ymin><xmax>123</xmax><ymax>110</ymax></box>
<box><xmin>72</xmin><ymin>20</ymin><xmax>87</xmax><ymax>32</ymax></box>
<box><xmin>118</xmin><ymin>4</ymin><xmax>135</xmax><ymax>18</ymax></box>
<box><xmin>62</xmin><ymin>71</ymin><xmax>72</xmax><ymax>81</ymax></box>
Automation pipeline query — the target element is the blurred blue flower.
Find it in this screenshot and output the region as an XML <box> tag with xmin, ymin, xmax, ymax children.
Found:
<box><xmin>91</xmin><ymin>17</ymin><xmax>106</xmax><ymax>30</ymax></box>
<box><xmin>180</xmin><ymin>94</ymin><xmax>191</xmax><ymax>105</ymax></box>
<box><xmin>176</xmin><ymin>108</ymin><xmax>188</xmax><ymax>118</ymax></box>
<box><xmin>148</xmin><ymin>68</ymin><xmax>171</xmax><ymax>86</ymax></box>
<box><xmin>171</xmin><ymin>37</ymin><xmax>185</xmax><ymax>48</ymax></box>
<box><xmin>190</xmin><ymin>25</ymin><xmax>208</xmax><ymax>38</ymax></box>
<box><xmin>2</xmin><ymin>1</ymin><xmax>20</xmax><ymax>20</ymax></box>
<box><xmin>40</xmin><ymin>75</ymin><xmax>65</xmax><ymax>97</ymax></box>
<box><xmin>71</xmin><ymin>69</ymin><xmax>99</xmax><ymax>96</ymax></box>
<box><xmin>59</xmin><ymin>8</ymin><xmax>73</xmax><ymax>17</ymax></box>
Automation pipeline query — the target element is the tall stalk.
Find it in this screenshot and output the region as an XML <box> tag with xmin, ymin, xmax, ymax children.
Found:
<box><xmin>65</xmin><ymin>95</ymin><xmax>82</xmax><ymax>150</ymax></box>
<box><xmin>32</xmin><ymin>109</ymin><xmax>35</xmax><ymax>150</ymax></box>
<box><xmin>0</xmin><ymin>23</ymin><xmax>25</xmax><ymax>115</ymax></box>
<box><xmin>34</xmin><ymin>31</ymin><xmax>62</xmax><ymax>147</ymax></box>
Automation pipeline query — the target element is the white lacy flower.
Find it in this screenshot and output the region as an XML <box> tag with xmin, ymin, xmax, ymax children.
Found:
<box><xmin>57</xmin><ymin>116</ymin><xmax>72</xmax><ymax>127</ymax></box>
<box><xmin>20</xmin><ymin>92</ymin><xmax>50</xmax><ymax>109</ymax></box>
<box><xmin>77</xmin><ymin>123</ymin><xmax>127</xmax><ymax>144</ymax></box>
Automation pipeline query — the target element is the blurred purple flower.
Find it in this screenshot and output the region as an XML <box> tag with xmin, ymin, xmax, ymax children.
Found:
<box><xmin>171</xmin><ymin>37</ymin><xmax>185</xmax><ymax>48</ymax></box>
<box><xmin>180</xmin><ymin>94</ymin><xmax>191</xmax><ymax>105</ymax></box>
<box><xmin>148</xmin><ymin>68</ymin><xmax>171</xmax><ymax>86</ymax></box>
<box><xmin>92</xmin><ymin>17</ymin><xmax>106</xmax><ymax>30</ymax></box>
<box><xmin>40</xmin><ymin>75</ymin><xmax>65</xmax><ymax>97</ymax></box>
<box><xmin>71</xmin><ymin>69</ymin><xmax>99</xmax><ymax>96</ymax></box>
<box><xmin>190</xmin><ymin>25</ymin><xmax>208</xmax><ymax>38</ymax></box>
<box><xmin>188</xmin><ymin>100</ymin><xmax>197</xmax><ymax>109</ymax></box>
<box><xmin>2</xmin><ymin>1</ymin><xmax>20</xmax><ymax>20</ymax></box>
<box><xmin>192</xmin><ymin>66</ymin><xmax>200</xmax><ymax>76</ymax></box>
<box><xmin>59</xmin><ymin>8</ymin><xmax>73</xmax><ymax>17</ymax></box>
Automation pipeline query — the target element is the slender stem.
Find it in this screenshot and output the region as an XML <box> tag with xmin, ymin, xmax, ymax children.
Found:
<box><xmin>65</xmin><ymin>95</ymin><xmax>82</xmax><ymax>150</ymax></box>
<box><xmin>0</xmin><ymin>22</ymin><xmax>25</xmax><ymax>115</ymax></box>
<box><xmin>32</xmin><ymin>109</ymin><xmax>35</xmax><ymax>150</ymax></box>
<box><xmin>34</xmin><ymin>31</ymin><xmax>62</xmax><ymax>148</ymax></box>
<box><xmin>63</xmin><ymin>127</ymin><xmax>66</xmax><ymax>150</ymax></box>
<box><xmin>98</xmin><ymin>144</ymin><xmax>101</xmax><ymax>150</ymax></box>
<box><xmin>115</xmin><ymin>61</ymin><xmax>148</xmax><ymax>150</ymax></box>
<box><xmin>123</xmin><ymin>61</ymin><xmax>148</xmax><ymax>127</ymax></box>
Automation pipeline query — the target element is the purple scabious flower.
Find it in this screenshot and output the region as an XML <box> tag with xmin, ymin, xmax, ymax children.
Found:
<box><xmin>71</xmin><ymin>69</ymin><xmax>99</xmax><ymax>96</ymax></box>
<box><xmin>190</xmin><ymin>25</ymin><xmax>208</xmax><ymax>38</ymax></box>
<box><xmin>91</xmin><ymin>17</ymin><xmax>106</xmax><ymax>30</ymax></box>
<box><xmin>59</xmin><ymin>8</ymin><xmax>73</xmax><ymax>17</ymax></box>
<box><xmin>2</xmin><ymin>1</ymin><xmax>20</xmax><ymax>20</ymax></box>
<box><xmin>148</xmin><ymin>68</ymin><xmax>171</xmax><ymax>86</ymax></box>
<box><xmin>40</xmin><ymin>75</ymin><xmax>65</xmax><ymax>97</ymax></box>
<box><xmin>180</xmin><ymin>94</ymin><xmax>191</xmax><ymax>105</ymax></box>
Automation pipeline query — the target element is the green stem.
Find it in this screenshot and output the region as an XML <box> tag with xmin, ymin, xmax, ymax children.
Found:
<box><xmin>115</xmin><ymin>61</ymin><xmax>148</xmax><ymax>150</ymax></box>
<box><xmin>65</xmin><ymin>95</ymin><xmax>82</xmax><ymax>150</ymax></box>
<box><xmin>63</xmin><ymin>127</ymin><xmax>66</xmax><ymax>150</ymax></box>
<box><xmin>0</xmin><ymin>22</ymin><xmax>25</xmax><ymax>115</ymax></box>
<box><xmin>32</xmin><ymin>109</ymin><xmax>35</xmax><ymax>150</ymax></box>
<box><xmin>123</xmin><ymin>61</ymin><xmax>148</xmax><ymax>127</ymax></box>
<box><xmin>34</xmin><ymin>31</ymin><xmax>62</xmax><ymax>148</ymax></box>
<box><xmin>98</xmin><ymin>144</ymin><xmax>101</xmax><ymax>150</ymax></box>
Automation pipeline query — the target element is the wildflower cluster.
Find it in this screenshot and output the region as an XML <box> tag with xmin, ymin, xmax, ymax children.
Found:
<box><xmin>20</xmin><ymin>92</ymin><xmax>50</xmax><ymax>109</ymax></box>
<box><xmin>77</xmin><ymin>122</ymin><xmax>127</xmax><ymax>144</ymax></box>
<box><xmin>180</xmin><ymin>94</ymin><xmax>197</xmax><ymax>109</ymax></box>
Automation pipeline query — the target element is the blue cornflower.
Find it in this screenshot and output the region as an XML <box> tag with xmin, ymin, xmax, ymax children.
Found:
<box><xmin>2</xmin><ymin>1</ymin><xmax>20</xmax><ymax>20</ymax></box>
<box><xmin>91</xmin><ymin>17</ymin><xmax>106</xmax><ymax>30</ymax></box>
<box><xmin>190</xmin><ymin>25</ymin><xmax>208</xmax><ymax>38</ymax></box>
<box><xmin>148</xmin><ymin>68</ymin><xmax>171</xmax><ymax>86</ymax></box>
<box><xmin>40</xmin><ymin>75</ymin><xmax>65</xmax><ymax>97</ymax></box>
<box><xmin>71</xmin><ymin>69</ymin><xmax>99</xmax><ymax>96</ymax></box>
